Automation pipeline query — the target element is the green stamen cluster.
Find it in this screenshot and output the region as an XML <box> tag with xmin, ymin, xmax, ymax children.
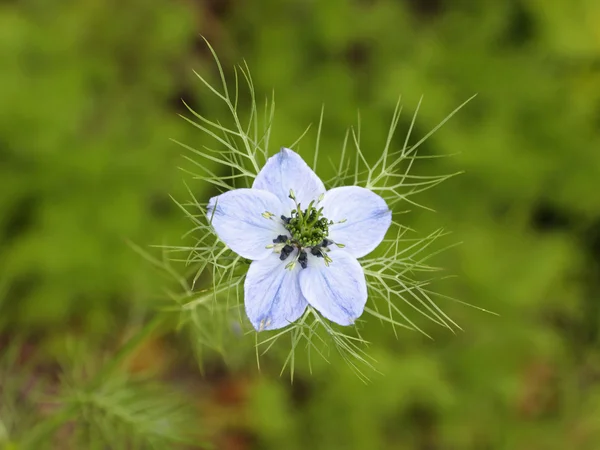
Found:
<box><xmin>285</xmin><ymin>201</ymin><xmax>330</xmax><ymax>248</ymax></box>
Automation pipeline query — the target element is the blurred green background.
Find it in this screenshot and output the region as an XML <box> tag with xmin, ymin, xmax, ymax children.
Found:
<box><xmin>2</xmin><ymin>0</ymin><xmax>600</xmax><ymax>449</ymax></box>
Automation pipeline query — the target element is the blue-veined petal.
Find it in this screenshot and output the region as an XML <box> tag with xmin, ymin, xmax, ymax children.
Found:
<box><xmin>244</xmin><ymin>252</ymin><xmax>308</xmax><ymax>330</ymax></box>
<box><xmin>298</xmin><ymin>250</ymin><xmax>367</xmax><ymax>326</ymax></box>
<box><xmin>253</xmin><ymin>148</ymin><xmax>325</xmax><ymax>210</ymax></box>
<box><xmin>207</xmin><ymin>189</ymin><xmax>287</xmax><ymax>260</ymax></box>
<box><xmin>320</xmin><ymin>186</ymin><xmax>392</xmax><ymax>258</ymax></box>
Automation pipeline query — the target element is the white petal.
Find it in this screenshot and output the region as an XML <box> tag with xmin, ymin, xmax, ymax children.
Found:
<box><xmin>207</xmin><ymin>189</ymin><xmax>287</xmax><ymax>260</ymax></box>
<box><xmin>298</xmin><ymin>250</ymin><xmax>367</xmax><ymax>326</ymax></box>
<box><xmin>320</xmin><ymin>186</ymin><xmax>392</xmax><ymax>258</ymax></box>
<box><xmin>244</xmin><ymin>253</ymin><xmax>308</xmax><ymax>330</ymax></box>
<box><xmin>253</xmin><ymin>148</ymin><xmax>326</xmax><ymax>211</ymax></box>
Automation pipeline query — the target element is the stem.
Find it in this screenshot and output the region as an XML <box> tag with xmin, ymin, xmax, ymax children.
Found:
<box><xmin>93</xmin><ymin>313</ymin><xmax>165</xmax><ymax>387</ymax></box>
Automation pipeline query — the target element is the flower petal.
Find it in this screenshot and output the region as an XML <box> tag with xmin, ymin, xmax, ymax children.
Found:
<box><xmin>207</xmin><ymin>188</ymin><xmax>287</xmax><ymax>260</ymax></box>
<box><xmin>244</xmin><ymin>252</ymin><xmax>308</xmax><ymax>330</ymax></box>
<box><xmin>320</xmin><ymin>186</ymin><xmax>392</xmax><ymax>258</ymax></box>
<box><xmin>253</xmin><ymin>148</ymin><xmax>326</xmax><ymax>210</ymax></box>
<box><xmin>298</xmin><ymin>250</ymin><xmax>367</xmax><ymax>326</ymax></box>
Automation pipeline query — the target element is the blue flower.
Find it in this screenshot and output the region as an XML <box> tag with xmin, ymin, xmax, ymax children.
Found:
<box><xmin>207</xmin><ymin>148</ymin><xmax>392</xmax><ymax>331</ymax></box>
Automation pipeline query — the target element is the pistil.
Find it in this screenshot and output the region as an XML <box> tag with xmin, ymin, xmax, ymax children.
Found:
<box><xmin>263</xmin><ymin>190</ymin><xmax>344</xmax><ymax>270</ymax></box>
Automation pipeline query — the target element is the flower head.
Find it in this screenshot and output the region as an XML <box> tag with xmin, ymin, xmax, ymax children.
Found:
<box><xmin>207</xmin><ymin>148</ymin><xmax>392</xmax><ymax>331</ymax></box>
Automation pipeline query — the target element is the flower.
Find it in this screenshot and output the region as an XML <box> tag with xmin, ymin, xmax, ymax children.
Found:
<box><xmin>207</xmin><ymin>148</ymin><xmax>392</xmax><ymax>331</ymax></box>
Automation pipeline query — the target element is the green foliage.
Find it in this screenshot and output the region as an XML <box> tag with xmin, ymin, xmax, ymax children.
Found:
<box><xmin>57</xmin><ymin>374</ymin><xmax>200</xmax><ymax>449</ymax></box>
<box><xmin>2</xmin><ymin>0</ymin><xmax>600</xmax><ymax>449</ymax></box>
<box><xmin>2</xmin><ymin>339</ymin><xmax>203</xmax><ymax>450</ymax></box>
<box><xmin>0</xmin><ymin>0</ymin><xmax>196</xmax><ymax>333</ymax></box>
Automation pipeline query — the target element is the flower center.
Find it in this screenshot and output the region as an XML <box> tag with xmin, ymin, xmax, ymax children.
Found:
<box><xmin>264</xmin><ymin>190</ymin><xmax>344</xmax><ymax>270</ymax></box>
<box><xmin>283</xmin><ymin>202</ymin><xmax>329</xmax><ymax>247</ymax></box>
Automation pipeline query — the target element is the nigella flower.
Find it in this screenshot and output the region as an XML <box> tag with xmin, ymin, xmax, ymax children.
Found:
<box><xmin>207</xmin><ymin>148</ymin><xmax>392</xmax><ymax>331</ymax></box>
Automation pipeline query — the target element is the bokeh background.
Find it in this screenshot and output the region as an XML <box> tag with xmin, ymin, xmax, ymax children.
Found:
<box><xmin>2</xmin><ymin>0</ymin><xmax>600</xmax><ymax>449</ymax></box>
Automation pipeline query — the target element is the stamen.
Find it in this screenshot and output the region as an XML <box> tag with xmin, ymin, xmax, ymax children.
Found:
<box><xmin>298</xmin><ymin>250</ymin><xmax>308</xmax><ymax>269</ymax></box>
<box><xmin>273</xmin><ymin>190</ymin><xmax>339</xmax><ymax>269</ymax></box>
<box><xmin>335</xmin><ymin>243</ymin><xmax>345</xmax><ymax>248</ymax></box>
<box><xmin>279</xmin><ymin>244</ymin><xmax>294</xmax><ymax>261</ymax></box>
<box><xmin>262</xmin><ymin>211</ymin><xmax>275</xmax><ymax>219</ymax></box>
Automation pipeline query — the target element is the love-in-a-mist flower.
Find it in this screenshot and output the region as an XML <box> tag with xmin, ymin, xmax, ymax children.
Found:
<box><xmin>207</xmin><ymin>148</ymin><xmax>392</xmax><ymax>331</ymax></box>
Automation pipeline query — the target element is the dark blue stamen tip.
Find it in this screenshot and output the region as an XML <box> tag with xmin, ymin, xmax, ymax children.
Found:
<box><xmin>280</xmin><ymin>215</ymin><xmax>291</xmax><ymax>224</ymax></box>
<box><xmin>322</xmin><ymin>239</ymin><xmax>333</xmax><ymax>247</ymax></box>
<box><xmin>298</xmin><ymin>250</ymin><xmax>308</xmax><ymax>269</ymax></box>
<box><xmin>280</xmin><ymin>244</ymin><xmax>294</xmax><ymax>261</ymax></box>
<box><xmin>311</xmin><ymin>246</ymin><xmax>323</xmax><ymax>258</ymax></box>
<box><xmin>273</xmin><ymin>235</ymin><xmax>288</xmax><ymax>244</ymax></box>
